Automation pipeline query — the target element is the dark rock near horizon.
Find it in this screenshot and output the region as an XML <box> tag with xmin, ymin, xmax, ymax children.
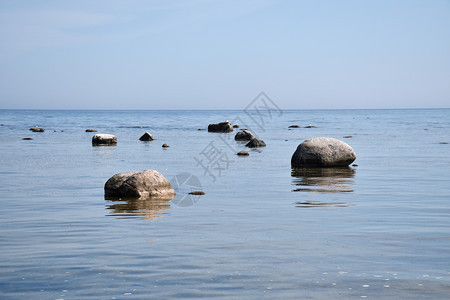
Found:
<box><xmin>139</xmin><ymin>132</ymin><xmax>154</xmax><ymax>141</ymax></box>
<box><xmin>162</xmin><ymin>143</ymin><xmax>170</xmax><ymax>148</ymax></box>
<box><xmin>289</xmin><ymin>125</ymin><xmax>300</xmax><ymax>128</ymax></box>
<box><xmin>237</xmin><ymin>151</ymin><xmax>250</xmax><ymax>156</ymax></box>
<box><xmin>343</xmin><ymin>136</ymin><xmax>353</xmax><ymax>138</ymax></box>
<box><xmin>208</xmin><ymin>121</ymin><xmax>233</xmax><ymax>133</ymax></box>
<box><xmin>291</xmin><ymin>137</ymin><xmax>356</xmax><ymax>168</ymax></box>
<box><xmin>30</xmin><ymin>127</ymin><xmax>45</xmax><ymax>132</ymax></box>
<box><xmin>198</xmin><ymin>128</ymin><xmax>206</xmax><ymax>130</ymax></box>
<box><xmin>92</xmin><ymin>134</ymin><xmax>117</xmax><ymax>146</ymax></box>
<box><xmin>246</xmin><ymin>138</ymin><xmax>266</xmax><ymax>148</ymax></box>
<box><xmin>233</xmin><ymin>124</ymin><xmax>239</xmax><ymax>128</ymax></box>
<box><xmin>22</xmin><ymin>137</ymin><xmax>33</xmax><ymax>140</ymax></box>
<box><xmin>305</xmin><ymin>125</ymin><xmax>317</xmax><ymax>128</ymax></box>
<box><xmin>86</xmin><ymin>129</ymin><xmax>97</xmax><ymax>132</ymax></box>
<box><xmin>235</xmin><ymin>129</ymin><xmax>254</xmax><ymax>141</ymax></box>
<box><xmin>104</xmin><ymin>170</ymin><xmax>176</xmax><ymax>199</ymax></box>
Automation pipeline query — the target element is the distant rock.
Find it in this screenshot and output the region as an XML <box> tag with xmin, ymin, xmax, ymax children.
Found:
<box><xmin>22</xmin><ymin>138</ymin><xmax>33</xmax><ymax>140</ymax></box>
<box><xmin>237</xmin><ymin>151</ymin><xmax>250</xmax><ymax>156</ymax></box>
<box><xmin>208</xmin><ymin>121</ymin><xmax>233</xmax><ymax>133</ymax></box>
<box><xmin>30</xmin><ymin>127</ymin><xmax>45</xmax><ymax>132</ymax></box>
<box><xmin>162</xmin><ymin>143</ymin><xmax>170</xmax><ymax>148</ymax></box>
<box><xmin>288</xmin><ymin>125</ymin><xmax>300</xmax><ymax>128</ymax></box>
<box><xmin>189</xmin><ymin>191</ymin><xmax>205</xmax><ymax>195</ymax></box>
<box><xmin>198</xmin><ymin>128</ymin><xmax>206</xmax><ymax>130</ymax></box>
<box><xmin>305</xmin><ymin>124</ymin><xmax>317</xmax><ymax>128</ymax></box>
<box><xmin>291</xmin><ymin>137</ymin><xmax>356</xmax><ymax>167</ymax></box>
<box><xmin>233</xmin><ymin>124</ymin><xmax>239</xmax><ymax>128</ymax></box>
<box><xmin>92</xmin><ymin>134</ymin><xmax>117</xmax><ymax>146</ymax></box>
<box><xmin>343</xmin><ymin>136</ymin><xmax>353</xmax><ymax>138</ymax></box>
<box><xmin>235</xmin><ymin>129</ymin><xmax>254</xmax><ymax>141</ymax></box>
<box><xmin>85</xmin><ymin>129</ymin><xmax>97</xmax><ymax>132</ymax></box>
<box><xmin>139</xmin><ymin>132</ymin><xmax>154</xmax><ymax>141</ymax></box>
<box><xmin>246</xmin><ymin>138</ymin><xmax>266</xmax><ymax>148</ymax></box>
<box><xmin>104</xmin><ymin>170</ymin><xmax>176</xmax><ymax>199</ymax></box>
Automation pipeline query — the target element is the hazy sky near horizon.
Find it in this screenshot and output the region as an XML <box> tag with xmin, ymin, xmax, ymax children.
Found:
<box><xmin>0</xmin><ymin>0</ymin><xmax>449</xmax><ymax>110</ymax></box>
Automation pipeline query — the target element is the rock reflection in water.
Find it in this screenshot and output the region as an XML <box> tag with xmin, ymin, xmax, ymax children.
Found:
<box><xmin>105</xmin><ymin>197</ymin><xmax>172</xmax><ymax>220</ymax></box>
<box><xmin>291</xmin><ymin>167</ymin><xmax>356</xmax><ymax>207</ymax></box>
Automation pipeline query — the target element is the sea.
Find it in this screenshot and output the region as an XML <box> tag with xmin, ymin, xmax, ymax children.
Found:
<box><xmin>0</xmin><ymin>108</ymin><xmax>449</xmax><ymax>299</ymax></box>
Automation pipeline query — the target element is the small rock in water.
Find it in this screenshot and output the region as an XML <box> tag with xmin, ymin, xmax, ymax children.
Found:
<box><xmin>439</xmin><ymin>142</ymin><xmax>448</xmax><ymax>144</ymax></box>
<box><xmin>189</xmin><ymin>191</ymin><xmax>205</xmax><ymax>195</ymax></box>
<box><xmin>198</xmin><ymin>128</ymin><xmax>206</xmax><ymax>130</ymax></box>
<box><xmin>305</xmin><ymin>124</ymin><xmax>317</xmax><ymax>128</ymax></box>
<box><xmin>237</xmin><ymin>151</ymin><xmax>250</xmax><ymax>156</ymax></box>
<box><xmin>22</xmin><ymin>137</ymin><xmax>33</xmax><ymax>140</ymax></box>
<box><xmin>86</xmin><ymin>129</ymin><xmax>97</xmax><ymax>132</ymax></box>
<box><xmin>30</xmin><ymin>127</ymin><xmax>45</xmax><ymax>132</ymax></box>
<box><xmin>92</xmin><ymin>134</ymin><xmax>117</xmax><ymax>145</ymax></box>
<box><xmin>208</xmin><ymin>121</ymin><xmax>233</xmax><ymax>133</ymax></box>
<box><xmin>288</xmin><ymin>125</ymin><xmax>300</xmax><ymax>128</ymax></box>
<box><xmin>343</xmin><ymin>136</ymin><xmax>353</xmax><ymax>138</ymax></box>
<box><xmin>235</xmin><ymin>129</ymin><xmax>254</xmax><ymax>141</ymax></box>
<box><xmin>139</xmin><ymin>132</ymin><xmax>154</xmax><ymax>141</ymax></box>
<box><xmin>352</xmin><ymin>164</ymin><xmax>358</xmax><ymax>167</ymax></box>
<box><xmin>246</xmin><ymin>138</ymin><xmax>266</xmax><ymax>148</ymax></box>
<box><xmin>162</xmin><ymin>143</ymin><xmax>170</xmax><ymax>148</ymax></box>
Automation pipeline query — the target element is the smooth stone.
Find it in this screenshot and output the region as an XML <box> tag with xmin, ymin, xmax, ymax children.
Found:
<box><xmin>104</xmin><ymin>170</ymin><xmax>176</xmax><ymax>199</ymax></box>
<box><xmin>30</xmin><ymin>127</ymin><xmax>45</xmax><ymax>132</ymax></box>
<box><xmin>189</xmin><ymin>191</ymin><xmax>205</xmax><ymax>195</ymax></box>
<box><xmin>245</xmin><ymin>138</ymin><xmax>266</xmax><ymax>148</ymax></box>
<box><xmin>291</xmin><ymin>137</ymin><xmax>356</xmax><ymax>167</ymax></box>
<box><xmin>22</xmin><ymin>138</ymin><xmax>33</xmax><ymax>140</ymax></box>
<box><xmin>237</xmin><ymin>151</ymin><xmax>250</xmax><ymax>156</ymax></box>
<box><xmin>235</xmin><ymin>129</ymin><xmax>254</xmax><ymax>141</ymax></box>
<box><xmin>208</xmin><ymin>121</ymin><xmax>233</xmax><ymax>133</ymax></box>
<box><xmin>92</xmin><ymin>134</ymin><xmax>117</xmax><ymax>145</ymax></box>
<box><xmin>86</xmin><ymin>129</ymin><xmax>97</xmax><ymax>132</ymax></box>
<box><xmin>139</xmin><ymin>132</ymin><xmax>154</xmax><ymax>141</ymax></box>
<box><xmin>288</xmin><ymin>125</ymin><xmax>300</xmax><ymax>128</ymax></box>
<box><xmin>162</xmin><ymin>144</ymin><xmax>170</xmax><ymax>148</ymax></box>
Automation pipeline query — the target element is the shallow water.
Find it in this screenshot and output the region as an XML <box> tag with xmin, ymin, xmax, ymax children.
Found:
<box><xmin>0</xmin><ymin>108</ymin><xmax>449</xmax><ymax>299</ymax></box>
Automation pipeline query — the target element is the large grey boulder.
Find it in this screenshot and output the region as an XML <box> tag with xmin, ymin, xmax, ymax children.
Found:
<box><xmin>208</xmin><ymin>121</ymin><xmax>233</xmax><ymax>133</ymax></box>
<box><xmin>104</xmin><ymin>169</ymin><xmax>176</xmax><ymax>199</ymax></box>
<box><xmin>246</xmin><ymin>137</ymin><xmax>266</xmax><ymax>148</ymax></box>
<box><xmin>291</xmin><ymin>137</ymin><xmax>356</xmax><ymax>167</ymax></box>
<box><xmin>92</xmin><ymin>134</ymin><xmax>117</xmax><ymax>145</ymax></box>
<box><xmin>235</xmin><ymin>129</ymin><xmax>254</xmax><ymax>141</ymax></box>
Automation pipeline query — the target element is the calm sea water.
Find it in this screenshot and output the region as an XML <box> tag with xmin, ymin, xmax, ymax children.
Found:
<box><xmin>0</xmin><ymin>108</ymin><xmax>449</xmax><ymax>299</ymax></box>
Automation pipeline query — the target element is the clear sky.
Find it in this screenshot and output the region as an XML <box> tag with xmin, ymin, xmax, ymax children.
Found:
<box><xmin>0</xmin><ymin>0</ymin><xmax>449</xmax><ymax>110</ymax></box>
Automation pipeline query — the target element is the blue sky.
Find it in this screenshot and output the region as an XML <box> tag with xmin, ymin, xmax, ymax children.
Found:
<box><xmin>0</xmin><ymin>0</ymin><xmax>449</xmax><ymax>109</ymax></box>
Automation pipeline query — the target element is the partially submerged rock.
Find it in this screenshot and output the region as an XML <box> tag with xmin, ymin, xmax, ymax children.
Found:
<box><xmin>30</xmin><ymin>127</ymin><xmax>45</xmax><ymax>132</ymax></box>
<box><xmin>288</xmin><ymin>125</ymin><xmax>300</xmax><ymax>128</ymax></box>
<box><xmin>189</xmin><ymin>191</ymin><xmax>205</xmax><ymax>195</ymax></box>
<box><xmin>86</xmin><ymin>129</ymin><xmax>97</xmax><ymax>132</ymax></box>
<box><xmin>139</xmin><ymin>132</ymin><xmax>154</xmax><ymax>141</ymax></box>
<box><xmin>22</xmin><ymin>137</ymin><xmax>33</xmax><ymax>140</ymax></box>
<box><xmin>291</xmin><ymin>137</ymin><xmax>356</xmax><ymax>167</ymax></box>
<box><xmin>104</xmin><ymin>170</ymin><xmax>176</xmax><ymax>199</ymax></box>
<box><xmin>237</xmin><ymin>151</ymin><xmax>250</xmax><ymax>156</ymax></box>
<box><xmin>246</xmin><ymin>138</ymin><xmax>266</xmax><ymax>148</ymax></box>
<box><xmin>235</xmin><ymin>129</ymin><xmax>254</xmax><ymax>141</ymax></box>
<box><xmin>208</xmin><ymin>121</ymin><xmax>233</xmax><ymax>133</ymax></box>
<box><xmin>162</xmin><ymin>143</ymin><xmax>170</xmax><ymax>148</ymax></box>
<box><xmin>305</xmin><ymin>124</ymin><xmax>317</xmax><ymax>128</ymax></box>
<box><xmin>92</xmin><ymin>134</ymin><xmax>117</xmax><ymax>145</ymax></box>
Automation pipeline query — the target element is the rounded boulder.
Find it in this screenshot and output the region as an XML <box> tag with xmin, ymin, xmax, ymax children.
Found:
<box><xmin>291</xmin><ymin>137</ymin><xmax>356</xmax><ymax>167</ymax></box>
<box><xmin>92</xmin><ymin>134</ymin><xmax>117</xmax><ymax>145</ymax></box>
<box><xmin>104</xmin><ymin>170</ymin><xmax>176</xmax><ymax>199</ymax></box>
